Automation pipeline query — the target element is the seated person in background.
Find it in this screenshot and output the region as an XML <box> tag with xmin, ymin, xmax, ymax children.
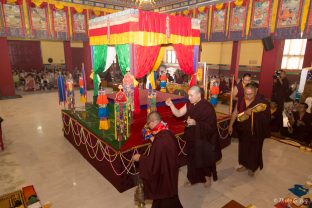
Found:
<box><xmin>24</xmin><ymin>74</ymin><xmax>36</xmax><ymax>91</ymax></box>
<box><xmin>35</xmin><ymin>74</ymin><xmax>41</xmax><ymax>86</ymax></box>
<box><xmin>48</xmin><ymin>71</ymin><xmax>56</xmax><ymax>88</ymax></box>
<box><xmin>219</xmin><ymin>76</ymin><xmax>229</xmax><ymax>94</ymax></box>
<box><xmin>13</xmin><ymin>71</ymin><xmax>20</xmax><ymax>88</ymax></box>
<box><xmin>166</xmin><ymin>72</ymin><xmax>174</xmax><ymax>82</ymax></box>
<box><xmin>19</xmin><ymin>70</ymin><xmax>26</xmax><ymax>86</ymax></box>
<box><xmin>40</xmin><ymin>74</ymin><xmax>50</xmax><ymax>90</ymax></box>
<box><xmin>280</xmin><ymin>102</ymin><xmax>312</xmax><ymax>146</ymax></box>
<box><xmin>270</xmin><ymin>101</ymin><xmax>283</xmax><ymax>132</ymax></box>
<box><xmin>174</xmin><ymin>70</ymin><xmax>183</xmax><ymax>84</ymax></box>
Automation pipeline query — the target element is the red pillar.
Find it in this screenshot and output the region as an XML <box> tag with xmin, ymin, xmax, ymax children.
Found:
<box><xmin>258</xmin><ymin>40</ymin><xmax>285</xmax><ymax>98</ymax></box>
<box><xmin>64</xmin><ymin>41</ymin><xmax>73</xmax><ymax>73</ymax></box>
<box><xmin>303</xmin><ymin>39</ymin><xmax>312</xmax><ymax>68</ymax></box>
<box><xmin>83</xmin><ymin>41</ymin><xmax>93</xmax><ymax>89</ymax></box>
<box><xmin>230</xmin><ymin>41</ymin><xmax>241</xmax><ymax>81</ymax></box>
<box><xmin>0</xmin><ymin>37</ymin><xmax>15</xmax><ymax>97</ymax></box>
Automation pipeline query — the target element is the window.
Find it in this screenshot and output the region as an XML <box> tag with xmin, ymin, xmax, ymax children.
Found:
<box><xmin>166</xmin><ymin>50</ymin><xmax>178</xmax><ymax>64</ymax></box>
<box><xmin>281</xmin><ymin>39</ymin><xmax>307</xmax><ymax>70</ymax></box>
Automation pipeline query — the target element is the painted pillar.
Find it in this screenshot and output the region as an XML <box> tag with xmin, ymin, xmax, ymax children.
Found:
<box><xmin>0</xmin><ymin>37</ymin><xmax>15</xmax><ymax>97</ymax></box>
<box><xmin>258</xmin><ymin>40</ymin><xmax>285</xmax><ymax>98</ymax></box>
<box><xmin>303</xmin><ymin>39</ymin><xmax>312</xmax><ymax>68</ymax></box>
<box><xmin>83</xmin><ymin>41</ymin><xmax>93</xmax><ymax>89</ymax></box>
<box><xmin>64</xmin><ymin>41</ymin><xmax>73</xmax><ymax>73</ymax></box>
<box><xmin>230</xmin><ymin>41</ymin><xmax>241</xmax><ymax>81</ymax></box>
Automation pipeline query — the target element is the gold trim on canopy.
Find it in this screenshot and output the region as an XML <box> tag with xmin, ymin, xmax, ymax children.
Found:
<box><xmin>89</xmin><ymin>32</ymin><xmax>200</xmax><ymax>46</ymax></box>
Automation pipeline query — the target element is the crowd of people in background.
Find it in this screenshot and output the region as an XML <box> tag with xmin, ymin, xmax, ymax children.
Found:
<box><xmin>12</xmin><ymin>68</ymin><xmax>81</xmax><ymax>92</ymax></box>
<box><xmin>12</xmin><ymin>65</ymin><xmax>311</xmax><ymax>147</ymax></box>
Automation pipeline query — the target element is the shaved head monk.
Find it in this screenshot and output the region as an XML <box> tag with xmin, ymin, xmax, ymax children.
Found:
<box><xmin>165</xmin><ymin>86</ymin><xmax>222</xmax><ymax>187</ymax></box>
<box><xmin>132</xmin><ymin>111</ymin><xmax>183</xmax><ymax>208</ymax></box>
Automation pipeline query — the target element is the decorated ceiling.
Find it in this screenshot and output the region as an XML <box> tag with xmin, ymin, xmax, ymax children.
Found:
<box><xmin>63</xmin><ymin>0</ymin><xmax>217</xmax><ymax>12</ymax></box>
<box><xmin>1</xmin><ymin>0</ymin><xmax>311</xmax><ymax>42</ymax></box>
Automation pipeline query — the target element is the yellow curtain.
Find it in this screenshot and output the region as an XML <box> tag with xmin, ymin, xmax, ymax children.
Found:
<box><xmin>7</xmin><ymin>0</ymin><xmax>17</xmax><ymax>4</ymax></box>
<box><xmin>74</xmin><ymin>6</ymin><xmax>84</xmax><ymax>13</ymax></box>
<box><xmin>198</xmin><ymin>6</ymin><xmax>206</xmax><ymax>13</ymax></box>
<box><xmin>152</xmin><ymin>46</ymin><xmax>165</xmax><ymax>71</ymax></box>
<box><xmin>148</xmin><ymin>47</ymin><xmax>165</xmax><ymax>89</ymax></box>
<box><xmin>31</xmin><ymin>0</ymin><xmax>44</xmax><ymax>7</ymax></box>
<box><xmin>54</xmin><ymin>2</ymin><xmax>64</xmax><ymax>10</ymax></box>
<box><xmin>94</xmin><ymin>10</ymin><xmax>101</xmax><ymax>16</ymax></box>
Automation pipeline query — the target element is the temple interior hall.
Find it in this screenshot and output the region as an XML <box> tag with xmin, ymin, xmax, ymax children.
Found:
<box><xmin>0</xmin><ymin>0</ymin><xmax>312</xmax><ymax>207</ymax></box>
<box><xmin>1</xmin><ymin>92</ymin><xmax>311</xmax><ymax>208</ymax></box>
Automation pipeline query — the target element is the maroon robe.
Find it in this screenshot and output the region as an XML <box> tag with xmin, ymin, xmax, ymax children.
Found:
<box><xmin>139</xmin><ymin>130</ymin><xmax>182</xmax><ymax>208</ymax></box>
<box><xmin>232</xmin><ymin>81</ymin><xmax>244</xmax><ymax>113</ymax></box>
<box><xmin>236</xmin><ymin>81</ymin><xmax>245</xmax><ymax>100</ymax></box>
<box><xmin>236</xmin><ymin>94</ymin><xmax>271</xmax><ymax>172</ymax></box>
<box><xmin>280</xmin><ymin>111</ymin><xmax>312</xmax><ymax>145</ymax></box>
<box><xmin>185</xmin><ymin>99</ymin><xmax>222</xmax><ymax>184</ymax></box>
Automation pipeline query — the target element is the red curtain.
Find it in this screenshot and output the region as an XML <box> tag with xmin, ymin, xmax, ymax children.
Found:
<box><xmin>139</xmin><ymin>10</ymin><xmax>166</xmax><ymax>33</ymax></box>
<box><xmin>134</xmin><ymin>87</ymin><xmax>140</xmax><ymax>114</ymax></box>
<box><xmin>134</xmin><ymin>45</ymin><xmax>161</xmax><ymax>79</ymax></box>
<box><xmin>169</xmin><ymin>15</ymin><xmax>192</xmax><ymax>37</ymax></box>
<box><xmin>170</xmin><ymin>15</ymin><xmax>197</xmax><ymax>84</ymax></box>
<box><xmin>173</xmin><ymin>44</ymin><xmax>194</xmax><ymax>75</ymax></box>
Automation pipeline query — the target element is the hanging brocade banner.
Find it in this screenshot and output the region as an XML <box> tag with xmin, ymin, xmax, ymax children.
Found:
<box><xmin>229</xmin><ymin>0</ymin><xmax>248</xmax><ymax>40</ymax></box>
<box><xmin>249</xmin><ymin>0</ymin><xmax>272</xmax><ymax>39</ymax></box>
<box><xmin>275</xmin><ymin>0</ymin><xmax>303</xmax><ymax>39</ymax></box>
<box><xmin>73</xmin><ymin>13</ymin><xmax>86</xmax><ymax>40</ymax></box>
<box><xmin>195</xmin><ymin>6</ymin><xmax>209</xmax><ymax>41</ymax></box>
<box><xmin>50</xmin><ymin>4</ymin><xmax>68</xmax><ymax>40</ymax></box>
<box><xmin>29</xmin><ymin>2</ymin><xmax>49</xmax><ymax>39</ymax></box>
<box><xmin>1</xmin><ymin>0</ymin><xmax>25</xmax><ymax>37</ymax></box>
<box><xmin>210</xmin><ymin>3</ymin><xmax>228</xmax><ymax>41</ymax></box>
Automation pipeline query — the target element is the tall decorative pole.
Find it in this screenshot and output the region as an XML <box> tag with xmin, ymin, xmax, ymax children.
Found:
<box><xmin>66</xmin><ymin>73</ymin><xmax>75</xmax><ymax>112</ymax></box>
<box><xmin>97</xmin><ymin>88</ymin><xmax>110</xmax><ymax>130</ymax></box>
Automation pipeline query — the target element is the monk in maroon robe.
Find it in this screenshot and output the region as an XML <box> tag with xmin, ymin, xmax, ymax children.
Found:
<box><xmin>166</xmin><ymin>86</ymin><xmax>222</xmax><ymax>187</ymax></box>
<box><xmin>232</xmin><ymin>73</ymin><xmax>252</xmax><ymax>111</ymax></box>
<box><xmin>280</xmin><ymin>102</ymin><xmax>312</xmax><ymax>146</ymax></box>
<box><xmin>132</xmin><ymin>112</ymin><xmax>183</xmax><ymax>208</ymax></box>
<box><xmin>229</xmin><ymin>83</ymin><xmax>271</xmax><ymax>176</ymax></box>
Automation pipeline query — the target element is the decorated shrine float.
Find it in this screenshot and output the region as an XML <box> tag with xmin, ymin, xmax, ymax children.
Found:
<box><xmin>61</xmin><ymin>9</ymin><xmax>231</xmax><ymax>193</ymax></box>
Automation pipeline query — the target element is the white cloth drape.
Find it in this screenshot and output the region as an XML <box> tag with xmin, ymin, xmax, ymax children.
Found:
<box><xmin>104</xmin><ymin>46</ymin><xmax>116</xmax><ymax>72</ymax></box>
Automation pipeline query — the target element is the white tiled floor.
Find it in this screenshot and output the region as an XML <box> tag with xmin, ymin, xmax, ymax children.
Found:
<box><xmin>0</xmin><ymin>91</ymin><xmax>311</xmax><ymax>208</ymax></box>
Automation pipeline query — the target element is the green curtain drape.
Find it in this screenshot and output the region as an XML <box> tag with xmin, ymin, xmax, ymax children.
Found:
<box><xmin>115</xmin><ymin>44</ymin><xmax>130</xmax><ymax>76</ymax></box>
<box><xmin>92</xmin><ymin>45</ymin><xmax>107</xmax><ymax>96</ymax></box>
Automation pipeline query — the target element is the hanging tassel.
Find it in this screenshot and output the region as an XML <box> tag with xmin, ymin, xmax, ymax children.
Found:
<box><xmin>251</xmin><ymin>112</ymin><xmax>254</xmax><ymax>135</ymax></box>
<box><xmin>134</xmin><ymin>86</ymin><xmax>140</xmax><ymax>114</ymax></box>
<box><xmin>57</xmin><ymin>75</ymin><xmax>66</xmax><ymax>106</ymax></box>
<box><xmin>114</xmin><ymin>104</ymin><xmax>117</xmax><ymax>140</ymax></box>
<box><xmin>99</xmin><ymin>119</ymin><xmax>106</xmax><ymax>130</ymax></box>
<box><xmin>99</xmin><ymin>119</ymin><xmax>110</xmax><ymax>130</ymax></box>
<box><xmin>103</xmin><ymin>119</ymin><xmax>110</xmax><ymax>130</ymax></box>
<box><xmin>80</xmin><ymin>95</ymin><xmax>86</xmax><ymax>103</ymax></box>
